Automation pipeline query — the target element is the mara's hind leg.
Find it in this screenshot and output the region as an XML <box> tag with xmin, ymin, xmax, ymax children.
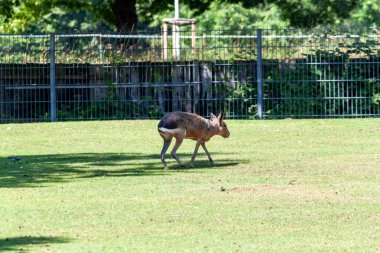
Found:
<box><xmin>161</xmin><ymin>137</ymin><xmax>172</xmax><ymax>170</ymax></box>
<box><xmin>171</xmin><ymin>135</ymin><xmax>185</xmax><ymax>167</ymax></box>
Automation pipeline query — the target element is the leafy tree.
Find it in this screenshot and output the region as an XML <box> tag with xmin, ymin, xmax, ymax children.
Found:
<box><xmin>348</xmin><ymin>0</ymin><xmax>380</xmax><ymax>26</ymax></box>
<box><xmin>0</xmin><ymin>0</ymin><xmax>137</xmax><ymax>33</ymax></box>
<box><xmin>0</xmin><ymin>0</ymin><xmax>379</xmax><ymax>33</ymax></box>
<box><xmin>266</xmin><ymin>0</ymin><xmax>358</xmax><ymax>27</ymax></box>
<box><xmin>146</xmin><ymin>1</ymin><xmax>289</xmax><ymax>30</ymax></box>
<box><xmin>196</xmin><ymin>2</ymin><xmax>289</xmax><ymax>30</ymax></box>
<box><xmin>140</xmin><ymin>0</ymin><xmax>379</xmax><ymax>29</ymax></box>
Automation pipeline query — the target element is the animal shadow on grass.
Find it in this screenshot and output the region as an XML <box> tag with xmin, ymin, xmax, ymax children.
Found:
<box><xmin>166</xmin><ymin>155</ymin><xmax>241</xmax><ymax>171</ymax></box>
<box><xmin>0</xmin><ymin>152</ymin><xmax>242</xmax><ymax>188</ymax></box>
<box><xmin>0</xmin><ymin>236</ymin><xmax>70</xmax><ymax>252</ymax></box>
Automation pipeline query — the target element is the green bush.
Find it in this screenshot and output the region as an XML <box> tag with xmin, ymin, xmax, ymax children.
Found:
<box><xmin>221</xmin><ymin>46</ymin><xmax>380</xmax><ymax>118</ymax></box>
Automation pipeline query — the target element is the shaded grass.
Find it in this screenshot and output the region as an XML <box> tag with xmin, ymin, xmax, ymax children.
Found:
<box><xmin>0</xmin><ymin>119</ymin><xmax>379</xmax><ymax>252</ymax></box>
<box><xmin>0</xmin><ymin>152</ymin><xmax>240</xmax><ymax>188</ymax></box>
<box><xmin>0</xmin><ymin>237</ymin><xmax>70</xmax><ymax>252</ymax></box>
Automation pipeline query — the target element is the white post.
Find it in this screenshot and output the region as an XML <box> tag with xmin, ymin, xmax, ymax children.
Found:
<box><xmin>175</xmin><ymin>0</ymin><xmax>179</xmax><ymax>19</ymax></box>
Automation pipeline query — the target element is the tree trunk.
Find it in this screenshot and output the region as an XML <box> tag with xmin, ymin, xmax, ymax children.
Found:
<box><xmin>172</xmin><ymin>65</ymin><xmax>182</xmax><ymax>111</ymax></box>
<box><xmin>184</xmin><ymin>64</ymin><xmax>192</xmax><ymax>112</ymax></box>
<box><xmin>202</xmin><ymin>63</ymin><xmax>212</xmax><ymax>115</ymax></box>
<box><xmin>193</xmin><ymin>61</ymin><xmax>200</xmax><ymax>114</ymax></box>
<box><xmin>130</xmin><ymin>66</ymin><xmax>140</xmax><ymax>101</ymax></box>
<box><xmin>111</xmin><ymin>0</ymin><xmax>138</xmax><ymax>32</ymax></box>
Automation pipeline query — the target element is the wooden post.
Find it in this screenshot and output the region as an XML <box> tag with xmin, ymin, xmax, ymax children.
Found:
<box><xmin>163</xmin><ymin>18</ymin><xmax>197</xmax><ymax>61</ymax></box>
<box><xmin>202</xmin><ymin>63</ymin><xmax>212</xmax><ymax>115</ymax></box>
<box><xmin>130</xmin><ymin>65</ymin><xmax>140</xmax><ymax>101</ymax></box>
<box><xmin>172</xmin><ymin>23</ymin><xmax>180</xmax><ymax>60</ymax></box>
<box><xmin>162</xmin><ymin>23</ymin><xmax>168</xmax><ymax>60</ymax></box>
<box><xmin>172</xmin><ymin>64</ymin><xmax>182</xmax><ymax>111</ymax></box>
<box><xmin>155</xmin><ymin>63</ymin><xmax>165</xmax><ymax>113</ymax></box>
<box><xmin>184</xmin><ymin>64</ymin><xmax>192</xmax><ymax>112</ymax></box>
<box><xmin>191</xmin><ymin>22</ymin><xmax>196</xmax><ymax>57</ymax></box>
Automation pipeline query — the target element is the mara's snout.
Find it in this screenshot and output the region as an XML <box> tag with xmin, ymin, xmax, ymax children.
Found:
<box><xmin>158</xmin><ymin>111</ymin><xmax>230</xmax><ymax>170</ymax></box>
<box><xmin>220</xmin><ymin>125</ymin><xmax>230</xmax><ymax>138</ymax></box>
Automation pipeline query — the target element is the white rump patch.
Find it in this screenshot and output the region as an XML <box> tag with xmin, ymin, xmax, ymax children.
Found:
<box><xmin>158</xmin><ymin>127</ymin><xmax>184</xmax><ymax>135</ymax></box>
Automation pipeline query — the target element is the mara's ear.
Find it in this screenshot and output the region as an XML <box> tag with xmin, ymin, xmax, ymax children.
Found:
<box><xmin>218</xmin><ymin>112</ymin><xmax>224</xmax><ymax>123</ymax></box>
<box><xmin>210</xmin><ymin>113</ymin><xmax>217</xmax><ymax>120</ymax></box>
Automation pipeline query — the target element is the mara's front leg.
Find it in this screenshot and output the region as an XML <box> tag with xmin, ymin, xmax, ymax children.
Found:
<box><xmin>201</xmin><ymin>143</ymin><xmax>214</xmax><ymax>165</ymax></box>
<box><xmin>189</xmin><ymin>140</ymin><xmax>201</xmax><ymax>168</ymax></box>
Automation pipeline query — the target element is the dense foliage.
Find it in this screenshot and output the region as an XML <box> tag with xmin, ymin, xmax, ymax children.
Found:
<box><xmin>0</xmin><ymin>0</ymin><xmax>137</xmax><ymax>33</ymax></box>
<box><xmin>0</xmin><ymin>0</ymin><xmax>379</xmax><ymax>33</ymax></box>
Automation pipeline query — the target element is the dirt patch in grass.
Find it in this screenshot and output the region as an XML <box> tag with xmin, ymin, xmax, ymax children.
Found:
<box><xmin>225</xmin><ymin>184</ymin><xmax>348</xmax><ymax>203</ymax></box>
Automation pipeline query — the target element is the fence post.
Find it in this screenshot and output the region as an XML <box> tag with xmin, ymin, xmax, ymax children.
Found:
<box><xmin>50</xmin><ymin>34</ymin><xmax>56</xmax><ymax>122</ymax></box>
<box><xmin>256</xmin><ymin>29</ymin><xmax>263</xmax><ymax>120</ymax></box>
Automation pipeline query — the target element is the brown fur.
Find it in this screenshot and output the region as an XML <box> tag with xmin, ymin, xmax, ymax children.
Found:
<box><xmin>158</xmin><ymin>112</ymin><xmax>230</xmax><ymax>170</ymax></box>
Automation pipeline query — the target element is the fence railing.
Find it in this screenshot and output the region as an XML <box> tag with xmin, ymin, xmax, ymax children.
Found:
<box><xmin>0</xmin><ymin>27</ymin><xmax>379</xmax><ymax>122</ymax></box>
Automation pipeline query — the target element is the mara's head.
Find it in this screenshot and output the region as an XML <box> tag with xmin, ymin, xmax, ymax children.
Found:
<box><xmin>210</xmin><ymin>112</ymin><xmax>230</xmax><ymax>138</ymax></box>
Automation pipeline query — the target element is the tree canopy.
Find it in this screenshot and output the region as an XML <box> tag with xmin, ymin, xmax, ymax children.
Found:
<box><xmin>0</xmin><ymin>0</ymin><xmax>379</xmax><ymax>33</ymax></box>
<box><xmin>0</xmin><ymin>0</ymin><xmax>137</xmax><ymax>33</ymax></box>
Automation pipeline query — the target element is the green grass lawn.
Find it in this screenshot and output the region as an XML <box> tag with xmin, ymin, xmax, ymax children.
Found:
<box><xmin>0</xmin><ymin>119</ymin><xmax>379</xmax><ymax>252</ymax></box>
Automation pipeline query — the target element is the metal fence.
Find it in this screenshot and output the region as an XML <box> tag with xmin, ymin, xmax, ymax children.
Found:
<box><xmin>0</xmin><ymin>27</ymin><xmax>379</xmax><ymax>122</ymax></box>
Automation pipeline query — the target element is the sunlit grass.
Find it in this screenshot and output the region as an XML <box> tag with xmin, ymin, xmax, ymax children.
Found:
<box><xmin>0</xmin><ymin>119</ymin><xmax>379</xmax><ymax>252</ymax></box>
